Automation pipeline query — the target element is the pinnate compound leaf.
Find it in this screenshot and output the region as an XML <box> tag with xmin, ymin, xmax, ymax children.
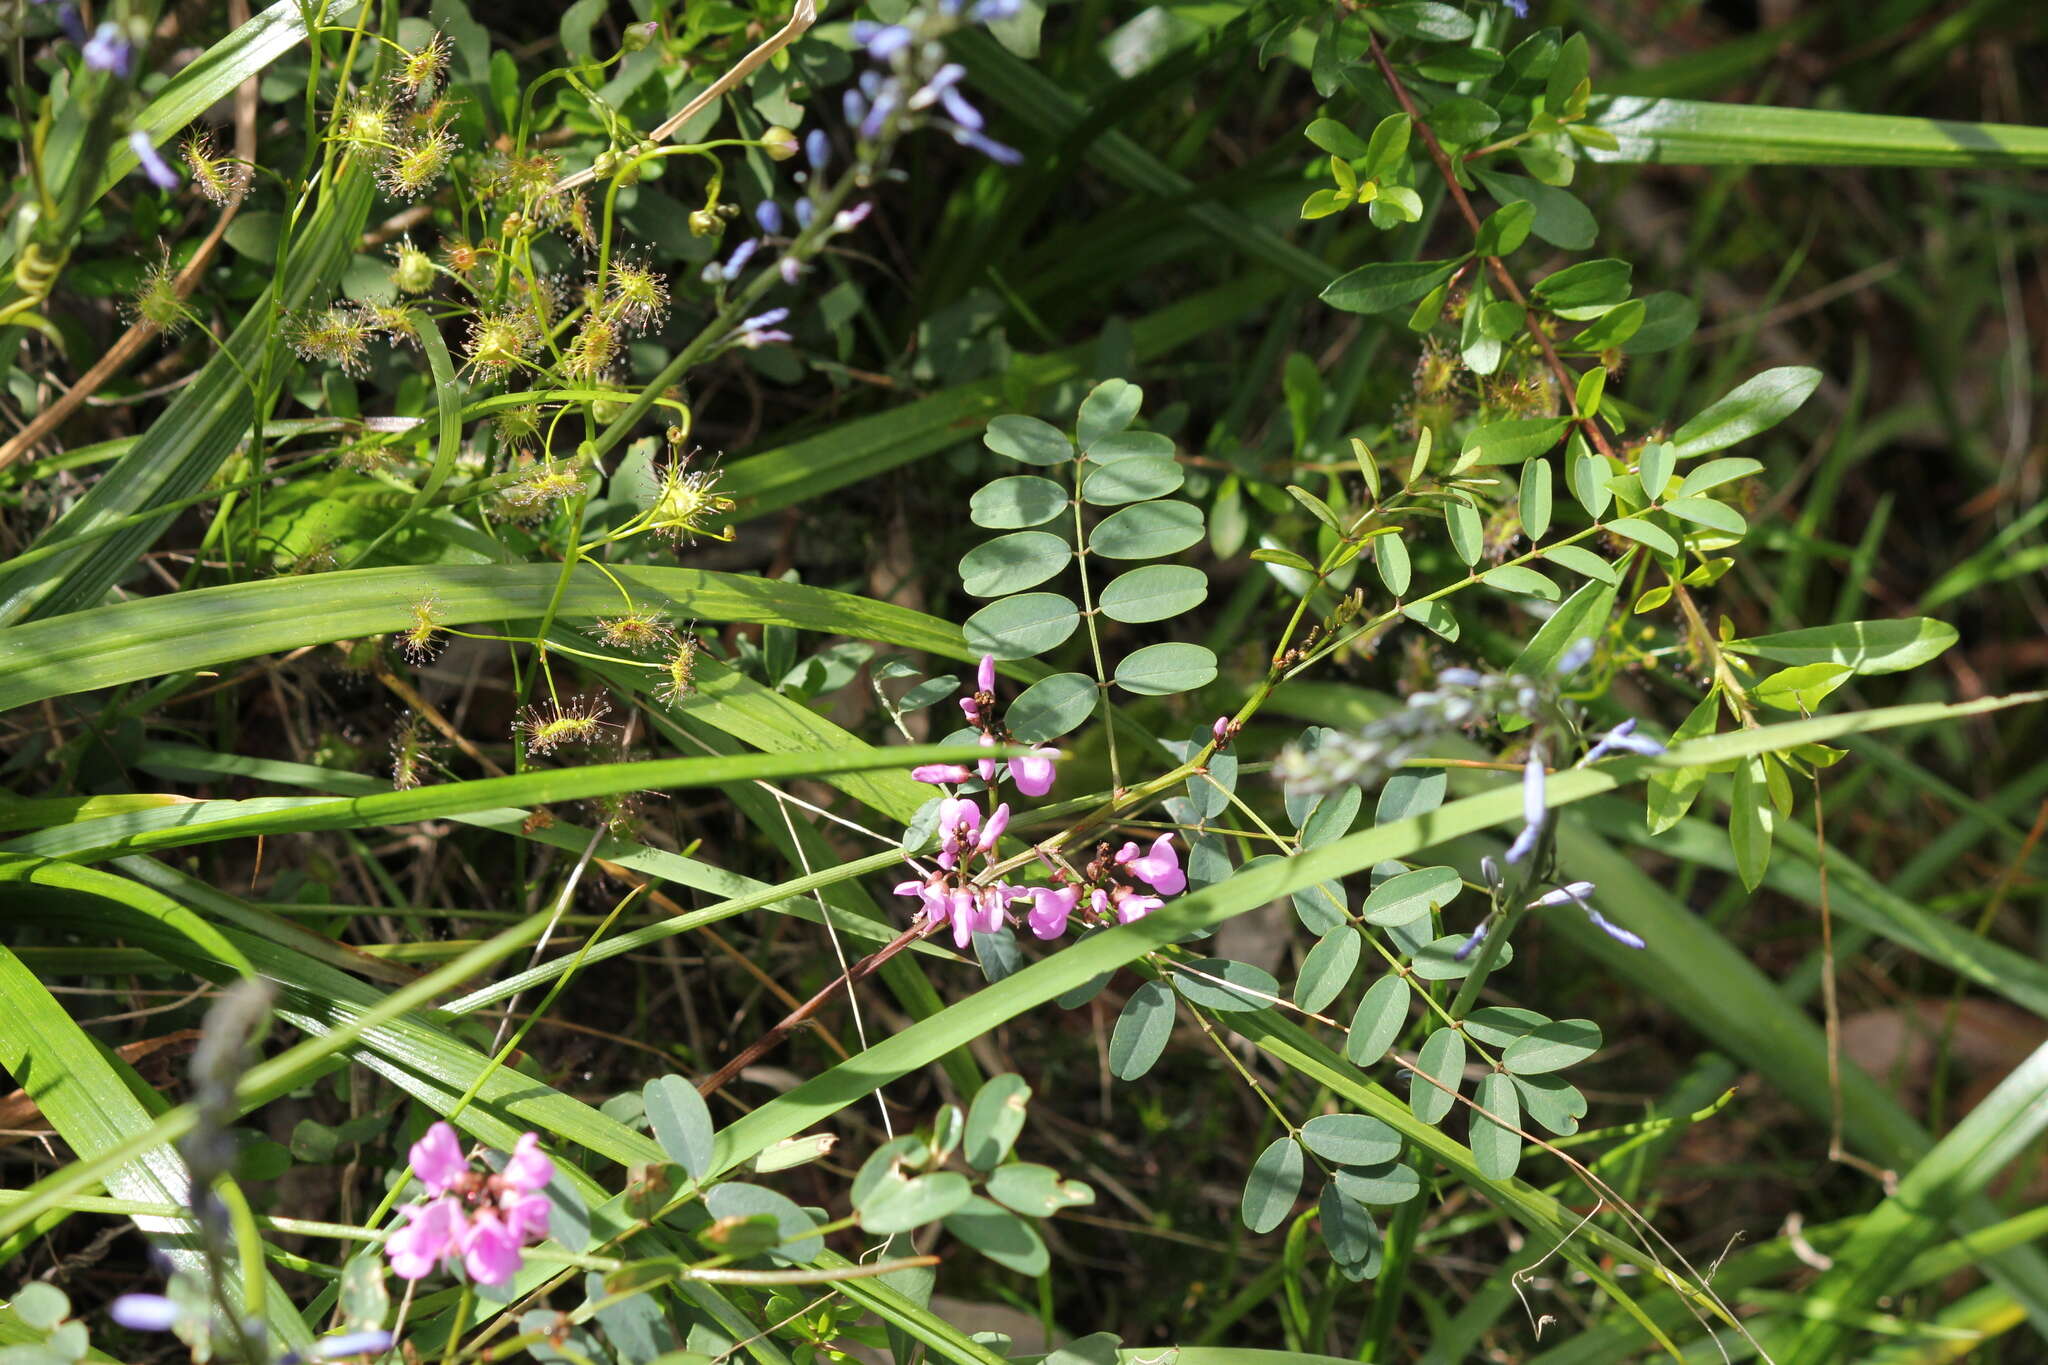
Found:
<box><xmin>1088</xmin><ymin>500</ymin><xmax>1204</xmax><ymax>559</ymax></box>
<box><xmin>1471</xmin><ymin>1073</ymin><xmax>1523</xmax><ymax>1180</ymax></box>
<box><xmin>1348</xmin><ymin>975</ymin><xmax>1411</xmax><ymax>1066</ymax></box>
<box><xmin>1411</xmin><ymin>1028</ymin><xmax>1466</xmax><ymax>1123</ymax></box>
<box><xmin>985</xmin><ymin>1162</ymin><xmax>1093</xmax><ymax>1218</ymax></box>
<box><xmin>1502</xmin><ymin>1018</ymin><xmax>1602</xmax><ymax>1075</ymax></box>
<box><xmin>1109</xmin><ymin>980</ymin><xmax>1175</xmax><ymax>1081</ymax></box>
<box><xmin>1295</xmin><ymin>927</ymin><xmax>1362</xmax><ymax>1013</ymax></box>
<box><xmin>1114</xmin><ymin>642</ymin><xmax>1217</xmax><ymax>696</ymax></box>
<box><xmin>1173</xmin><ymin>958</ymin><xmax>1280</xmax><ymax>1012</ymax></box>
<box><xmin>1726</xmin><ymin>618</ymin><xmax>1957</xmax><ymax>675</ymax></box>
<box><xmin>1077</xmin><ymin>379</ymin><xmax>1142</xmax><ymax>450</ymax></box>
<box><xmin>1242</xmin><ymin>1136</ymin><xmax>1305</xmax><ymax>1233</ymax></box>
<box><xmin>1669</xmin><ymin>366</ymin><xmax>1821</xmax><ymax>458</ymax></box>
<box><xmin>985</xmin><ymin>414</ymin><xmax>1072</xmax><ymax>466</ymax></box>
<box><xmin>962</xmin><ymin>592</ymin><xmax>1079</xmax><ymax>660</ymax></box>
<box><xmin>1097</xmin><ymin>564</ymin><xmax>1207</xmax><ymax>623</ymax></box>
<box><xmin>1083</xmin><ymin>456</ymin><xmax>1184</xmax><ymax>505</ymax></box>
<box><xmin>644</xmin><ymin>1075</ymin><xmax>715</xmax><ymax>1180</ymax></box>
<box><xmin>944</xmin><ymin>1196</ymin><xmax>1048</xmax><ymax>1275</ymax></box>
<box><xmin>959</xmin><ymin>531</ymin><xmax>1071</xmax><ymax>597</ymax></box>
<box><xmin>963</xmin><ymin>1074</ymin><xmax>1031</xmax><ymax>1170</ymax></box>
<box><xmin>970</xmin><ymin>475</ymin><xmax>1068</xmax><ymax>528</ymax></box>
<box><xmin>1301</xmin><ymin>1113</ymin><xmax>1402</xmax><ymax>1167</ymax></box>
<box><xmin>1006</xmin><ymin>672</ymin><xmax>1098</xmax><ymax>742</ymax></box>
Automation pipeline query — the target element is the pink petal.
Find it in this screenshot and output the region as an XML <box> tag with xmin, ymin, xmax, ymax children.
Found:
<box><xmin>386</xmin><ymin>1196</ymin><xmax>466</xmax><ymax>1280</ymax></box>
<box><xmin>977</xmin><ymin>654</ymin><xmax>997</xmax><ymax>693</ymax></box>
<box><xmin>1008</xmin><ymin>750</ymin><xmax>1056</xmax><ymax>797</ymax></box>
<box><xmin>1026</xmin><ymin>885</ymin><xmax>1078</xmax><ymax>939</ymax></box>
<box><xmin>503</xmin><ymin>1133</ymin><xmax>553</xmax><ymax>1193</ymax></box>
<box><xmin>912</xmin><ymin>763</ymin><xmax>974</xmax><ymax>785</ymax></box>
<box><xmin>460</xmin><ymin>1210</ymin><xmax>524</xmax><ymax>1286</ymax></box>
<box><xmin>409</xmin><ymin>1122</ymin><xmax>468</xmax><ymax>1195</ymax></box>
<box><xmin>502</xmin><ymin>1190</ymin><xmax>552</xmax><ymax>1243</ymax></box>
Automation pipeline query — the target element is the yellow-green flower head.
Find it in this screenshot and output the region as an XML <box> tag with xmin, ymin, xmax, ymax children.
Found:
<box><xmin>182</xmin><ymin>130</ymin><xmax>251</xmax><ymax>207</ymax></box>
<box><xmin>128</xmin><ymin>249</ymin><xmax>186</xmax><ymax>335</ymax></box>
<box><xmin>561</xmin><ymin>317</ymin><xmax>621</xmax><ymax>382</ymax></box>
<box><xmin>463</xmin><ymin>308</ymin><xmax>539</xmax><ymax>380</ymax></box>
<box><xmin>493</xmin><ymin>404</ymin><xmax>543</xmax><ymax>452</ymax></box>
<box><xmin>378</xmin><ymin>129</ymin><xmax>458</xmax><ymax>200</ymax></box>
<box><xmin>338</xmin><ymin>97</ymin><xmax>398</xmax><ymax>148</ymax></box>
<box><xmin>391</xmin><ymin>31</ymin><xmax>452</xmax><ymax>104</ymax></box>
<box><xmin>396</xmin><ymin>595</ymin><xmax>446</xmax><ymax>664</ymax></box>
<box><xmin>602</xmin><ymin>258</ymin><xmax>670</xmax><ymax>333</ymax></box>
<box><xmin>515</xmin><ymin>695</ymin><xmax>612</xmax><ymax>755</ymax></box>
<box><xmin>592</xmin><ymin>610</ymin><xmax>673</xmax><ymax>653</ymax></box>
<box><xmin>647</xmin><ymin>455</ymin><xmax>736</xmax><ymax>544</ymax></box>
<box><xmin>290</xmin><ymin>305</ymin><xmax>378</xmax><ymax>377</ymax></box>
<box><xmin>392</xmin><ymin>238</ymin><xmax>437</xmax><ymax>294</ymax></box>
<box><xmin>657</xmin><ymin>633</ymin><xmax>703</xmax><ymax>705</ymax></box>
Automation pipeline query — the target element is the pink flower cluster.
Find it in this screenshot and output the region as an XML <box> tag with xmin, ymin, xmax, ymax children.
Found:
<box><xmin>910</xmin><ymin>656</ymin><xmax>1059</xmax><ymax>796</ymax></box>
<box><xmin>895</xmin><ymin>655</ymin><xmax>1190</xmax><ymax>944</ymax></box>
<box><xmin>384</xmin><ymin>1122</ymin><xmax>554</xmax><ymax>1286</ymax></box>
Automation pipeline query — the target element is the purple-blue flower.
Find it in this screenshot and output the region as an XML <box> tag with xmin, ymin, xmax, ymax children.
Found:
<box><xmin>805</xmin><ymin>128</ymin><xmax>830</xmax><ymax>171</ymax></box>
<box><xmin>733</xmin><ymin>308</ymin><xmax>792</xmax><ymax>348</ymax></box>
<box><xmin>1583</xmin><ymin>718</ymin><xmax>1666</xmax><ymax>764</ymax></box>
<box><xmin>755</xmin><ymin>200</ymin><xmax>783</xmax><ymax>234</ymax></box>
<box><xmin>1502</xmin><ymin>0</ymin><xmax>1530</xmax><ymax>17</ymax></box>
<box><xmin>83</xmin><ymin>21</ymin><xmax>132</xmax><ymax>75</ymax></box>
<box><xmin>850</xmin><ymin>20</ymin><xmax>914</xmax><ymax>59</ymax></box>
<box><xmin>1504</xmin><ymin>748</ymin><xmax>1545</xmax><ymax>864</ymax></box>
<box><xmin>129</xmin><ymin>131</ymin><xmax>180</xmax><ymax>190</ymax></box>
<box><xmin>109</xmin><ymin>1294</ymin><xmax>181</xmax><ymax>1331</ymax></box>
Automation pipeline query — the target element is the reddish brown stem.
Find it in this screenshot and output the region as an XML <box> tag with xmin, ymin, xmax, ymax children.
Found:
<box><xmin>1364</xmin><ymin>29</ymin><xmax>1619</xmax><ymax>462</ymax></box>
<box><xmin>697</xmin><ymin>918</ymin><xmax>933</xmax><ymax>1097</ymax></box>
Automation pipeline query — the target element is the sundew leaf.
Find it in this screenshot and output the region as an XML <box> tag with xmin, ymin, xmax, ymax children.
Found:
<box><xmin>1005</xmin><ymin>672</ymin><xmax>1098</xmax><ymax>741</ymax></box>
<box><xmin>1502</xmin><ymin>1019</ymin><xmax>1603</xmax><ymax>1075</ymax></box>
<box><xmin>984</xmin><ymin>414</ymin><xmax>1073</xmax><ymax>466</ymax></box>
<box><xmin>1361</xmin><ymin>866</ymin><xmax>1461</xmax><ymax>927</ymax></box>
<box><xmin>1301</xmin><ymin>1113</ymin><xmax>1403</xmax><ymax>1167</ymax></box>
<box><xmin>1726</xmin><ymin>618</ymin><xmax>1958</xmax><ymax>675</ymax></box>
<box><xmin>1322</xmin><ymin>258</ymin><xmax>1464</xmax><ymax>315</ymax></box>
<box><xmin>1109</xmin><ymin>980</ymin><xmax>1176</xmax><ymax>1080</ymax></box>
<box><xmin>1096</xmin><ymin>564</ymin><xmax>1207</xmax><ymax>623</ymax></box>
<box><xmin>1241</xmin><ymin>1136</ymin><xmax>1305</xmax><ymax>1233</ymax></box>
<box><xmin>970</xmin><ymin>475</ymin><xmax>1069</xmax><ymax>528</ymax></box>
<box><xmin>1088</xmin><ymin>500</ymin><xmax>1205</xmax><ymax>559</ymax></box>
<box><xmin>1296</xmin><ymin>927</ymin><xmax>1362</xmax><ymax>1013</ymax></box>
<box><xmin>1412</xmin><ymin>1028</ymin><xmax>1466</xmax><ymax>1124</ymax></box>
<box><xmin>1077</xmin><ymin>379</ymin><xmax>1142</xmax><ymax>450</ymax></box>
<box><xmin>1471</xmin><ymin>1074</ymin><xmax>1523</xmax><ymax>1181</ymax></box>
<box><xmin>1173</xmin><ymin>958</ymin><xmax>1281</xmax><ymax>1012</ymax></box>
<box><xmin>1082</xmin><ymin>455</ymin><xmax>1185</xmax><ymax>505</ymax></box>
<box><xmin>1668</xmin><ymin>366</ymin><xmax>1822</xmax><ymax>458</ymax></box>
<box><xmin>958</xmin><ymin>531</ymin><xmax>1071</xmax><ymax>597</ymax></box>
<box><xmin>644</xmin><ymin>1075</ymin><xmax>715</xmax><ymax>1180</ymax></box>
<box><xmin>1113</xmin><ymin>642</ymin><xmax>1217</xmax><ymax>696</ymax></box>
<box><xmin>962</xmin><ymin>592</ymin><xmax>1080</xmax><ymax>660</ymax></box>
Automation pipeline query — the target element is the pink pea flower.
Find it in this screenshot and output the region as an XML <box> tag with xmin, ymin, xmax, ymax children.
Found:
<box><xmin>386</xmin><ymin>1195</ymin><xmax>467</xmax><ymax>1280</ymax></box>
<box><xmin>504</xmin><ymin>1133</ymin><xmax>554</xmax><ymax>1193</ymax></box>
<box><xmin>1124</xmin><ymin>833</ymin><xmax>1186</xmax><ymax>896</ymax></box>
<box><xmin>410</xmin><ymin>1122</ymin><xmax>468</xmax><ymax>1195</ymax></box>
<box><xmin>948</xmin><ymin>887</ymin><xmax>979</xmax><ymax>948</ymax></box>
<box><xmin>976</xmin><ymin>802</ymin><xmax>1011</xmax><ymax>852</ymax></box>
<box><xmin>460</xmin><ymin>1209</ymin><xmax>525</xmax><ymax>1286</ymax></box>
<box><xmin>1008</xmin><ymin>748</ymin><xmax>1057</xmax><ymax>797</ymax></box>
<box><xmin>1027</xmin><ymin>885</ymin><xmax>1078</xmax><ymax>939</ymax></box>
<box><xmin>977</xmin><ymin>732</ymin><xmax>1000</xmax><ymax>782</ymax></box>
<box><xmin>502</xmin><ymin>1190</ymin><xmax>552</xmax><ymax>1243</ymax></box>
<box><xmin>1115</xmin><ymin>891</ymin><xmax>1164</xmax><ymax>924</ymax></box>
<box><xmin>913</xmin><ymin>763</ymin><xmax>975</xmax><ymax>785</ymax></box>
<box><xmin>977</xmin><ymin>654</ymin><xmax>997</xmax><ymax>693</ymax></box>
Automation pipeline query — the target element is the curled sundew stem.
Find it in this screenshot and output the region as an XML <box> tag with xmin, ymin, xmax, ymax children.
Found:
<box><xmin>595</xmin><ymin>141</ymin><xmax>760</xmax><ymax>290</ymax></box>
<box><xmin>579</xmin><ymin>556</ymin><xmax>641</xmax><ymax>612</ymax></box>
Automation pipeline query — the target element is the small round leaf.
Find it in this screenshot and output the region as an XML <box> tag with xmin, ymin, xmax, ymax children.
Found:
<box><xmin>970</xmin><ymin>475</ymin><xmax>1069</xmax><ymax>528</ymax></box>
<box><xmin>1110</xmin><ymin>980</ymin><xmax>1176</xmax><ymax>1081</ymax></box>
<box><xmin>1333</xmin><ymin>1161</ymin><xmax>1422</xmax><ymax>1206</ymax></box>
<box><xmin>1083</xmin><ymin>456</ymin><xmax>1184</xmax><ymax>505</ymax></box>
<box><xmin>1241</xmin><ymin>1136</ymin><xmax>1304</xmax><ymax>1234</ymax></box>
<box><xmin>1347</xmin><ymin>975</ymin><xmax>1410</xmax><ymax>1066</ymax></box>
<box><xmin>963</xmin><ymin>1073</ymin><xmax>1032</xmax><ymax>1170</ymax></box>
<box><xmin>1097</xmin><ymin>564</ymin><xmax>1208</xmax><ymax>623</ymax></box>
<box><xmin>985</xmin><ymin>1162</ymin><xmax>1094</xmax><ymax>1218</ymax></box>
<box><xmin>1114</xmin><ymin>641</ymin><xmax>1217</xmax><ymax>696</ymax></box>
<box><xmin>1006</xmin><ymin>671</ymin><xmax>1098</xmax><ymax>742</ymax></box>
<box><xmin>858</xmin><ymin>1170</ymin><xmax>973</xmax><ymax>1235</ymax></box>
<box><xmin>963</xmin><ymin>592</ymin><xmax>1079</xmax><ymax>660</ymax></box>
<box><xmin>1088</xmin><ymin>499</ymin><xmax>1204</xmax><ymax>559</ymax></box>
<box><xmin>1411</xmin><ymin>1027</ymin><xmax>1465</xmax><ymax>1124</ymax></box>
<box><xmin>944</xmin><ymin>1196</ymin><xmax>1049</xmax><ymax>1275</ymax></box>
<box><xmin>985</xmin><ymin>415</ymin><xmax>1072</xmax><ymax>466</ymax></box>
<box><xmin>1300</xmin><ymin>1113</ymin><xmax>1402</xmax><ymax>1167</ymax></box>
<box><xmin>1470</xmin><ymin>1072</ymin><xmax>1523</xmax><ymax>1181</ymax></box>
<box><xmin>1361</xmin><ymin>866</ymin><xmax>1461</xmax><ymax>926</ymax></box>
<box><xmin>1502</xmin><ymin>1018</ymin><xmax>1602</xmax><ymax>1075</ymax></box>
<box><xmin>1172</xmin><ymin>957</ymin><xmax>1279</xmax><ymax>1012</ymax></box>
<box><xmin>959</xmin><ymin>531</ymin><xmax>1071</xmax><ymax>598</ymax></box>
<box><xmin>1295</xmin><ymin>926</ymin><xmax>1362</xmax><ymax>1013</ymax></box>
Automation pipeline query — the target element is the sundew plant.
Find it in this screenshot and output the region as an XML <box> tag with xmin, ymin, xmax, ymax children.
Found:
<box><xmin>2</xmin><ymin>0</ymin><xmax>2046</xmax><ymax>1361</ymax></box>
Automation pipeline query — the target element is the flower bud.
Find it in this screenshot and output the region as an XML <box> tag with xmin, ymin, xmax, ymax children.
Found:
<box><xmin>688</xmin><ymin>207</ymin><xmax>725</xmax><ymax>238</ymax></box>
<box><xmin>591</xmin><ymin>150</ymin><xmax>618</xmax><ymax>180</ymax></box>
<box><xmin>393</xmin><ymin>243</ymin><xmax>436</xmax><ymax>294</ymax></box>
<box><xmin>622</xmin><ymin>20</ymin><xmax>661</xmax><ymax>51</ymax></box>
<box><xmin>761</xmin><ymin>125</ymin><xmax>800</xmax><ymax>161</ymax></box>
